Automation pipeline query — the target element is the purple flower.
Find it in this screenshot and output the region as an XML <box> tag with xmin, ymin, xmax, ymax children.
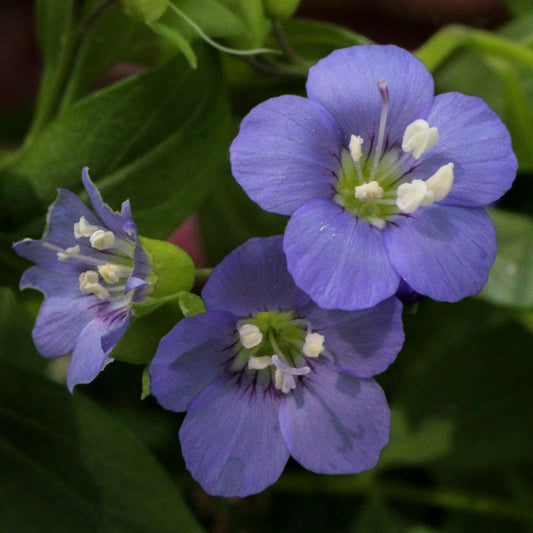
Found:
<box><xmin>149</xmin><ymin>236</ymin><xmax>404</xmax><ymax>497</ymax></box>
<box><xmin>13</xmin><ymin>168</ymin><xmax>150</xmax><ymax>391</ymax></box>
<box><xmin>230</xmin><ymin>45</ymin><xmax>517</xmax><ymax>310</ymax></box>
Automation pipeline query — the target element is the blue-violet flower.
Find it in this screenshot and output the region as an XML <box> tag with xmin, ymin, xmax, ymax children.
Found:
<box><xmin>230</xmin><ymin>45</ymin><xmax>518</xmax><ymax>310</ymax></box>
<box><xmin>149</xmin><ymin>236</ymin><xmax>404</xmax><ymax>497</ymax></box>
<box><xmin>13</xmin><ymin>168</ymin><xmax>150</xmax><ymax>391</ymax></box>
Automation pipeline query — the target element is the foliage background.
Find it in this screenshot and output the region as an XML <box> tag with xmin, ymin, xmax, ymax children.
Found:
<box><xmin>0</xmin><ymin>0</ymin><xmax>532</xmax><ymax>531</ymax></box>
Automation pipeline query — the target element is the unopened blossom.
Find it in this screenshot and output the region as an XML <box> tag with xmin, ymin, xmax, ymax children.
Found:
<box><xmin>230</xmin><ymin>45</ymin><xmax>517</xmax><ymax>310</ymax></box>
<box><xmin>149</xmin><ymin>236</ymin><xmax>404</xmax><ymax>497</ymax></box>
<box><xmin>13</xmin><ymin>168</ymin><xmax>151</xmax><ymax>391</ymax></box>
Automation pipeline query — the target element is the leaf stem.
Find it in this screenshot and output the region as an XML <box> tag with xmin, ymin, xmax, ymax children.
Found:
<box><xmin>416</xmin><ymin>24</ymin><xmax>533</xmax><ymax>73</ymax></box>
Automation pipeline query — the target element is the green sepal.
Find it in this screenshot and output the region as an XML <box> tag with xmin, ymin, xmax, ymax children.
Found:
<box><xmin>122</xmin><ymin>0</ymin><xmax>169</xmax><ymax>22</ymax></box>
<box><xmin>178</xmin><ymin>291</ymin><xmax>206</xmax><ymax>317</ymax></box>
<box><xmin>139</xmin><ymin>236</ymin><xmax>195</xmax><ymax>307</ymax></box>
<box><xmin>141</xmin><ymin>366</ymin><xmax>151</xmax><ymax>399</ymax></box>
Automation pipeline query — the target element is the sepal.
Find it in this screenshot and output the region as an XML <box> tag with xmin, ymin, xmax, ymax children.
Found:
<box><xmin>138</xmin><ymin>236</ymin><xmax>195</xmax><ymax>308</ymax></box>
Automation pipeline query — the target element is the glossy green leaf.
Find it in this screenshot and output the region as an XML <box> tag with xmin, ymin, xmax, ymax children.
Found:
<box><xmin>1</xmin><ymin>47</ymin><xmax>232</xmax><ymax>243</ymax></box>
<box><xmin>480</xmin><ymin>209</ymin><xmax>533</xmax><ymax>309</ymax></box>
<box><xmin>0</xmin><ymin>363</ymin><xmax>202</xmax><ymax>533</ymax></box>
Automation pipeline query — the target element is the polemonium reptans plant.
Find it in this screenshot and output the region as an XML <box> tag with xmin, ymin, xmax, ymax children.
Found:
<box><xmin>149</xmin><ymin>236</ymin><xmax>404</xmax><ymax>497</ymax></box>
<box><xmin>4</xmin><ymin>1</ymin><xmax>531</xmax><ymax>527</ymax></box>
<box><xmin>230</xmin><ymin>45</ymin><xmax>518</xmax><ymax>310</ymax></box>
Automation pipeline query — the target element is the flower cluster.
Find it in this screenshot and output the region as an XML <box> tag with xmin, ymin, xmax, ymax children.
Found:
<box><xmin>230</xmin><ymin>44</ymin><xmax>517</xmax><ymax>310</ymax></box>
<box><xmin>14</xmin><ymin>168</ymin><xmax>151</xmax><ymax>391</ymax></box>
<box><xmin>15</xmin><ymin>44</ymin><xmax>516</xmax><ymax>499</ymax></box>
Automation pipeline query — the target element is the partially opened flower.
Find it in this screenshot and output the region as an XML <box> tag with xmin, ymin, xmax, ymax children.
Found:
<box><xmin>13</xmin><ymin>168</ymin><xmax>194</xmax><ymax>391</ymax></box>
<box><xmin>230</xmin><ymin>45</ymin><xmax>517</xmax><ymax>310</ymax></box>
<box><xmin>149</xmin><ymin>236</ymin><xmax>404</xmax><ymax>497</ymax></box>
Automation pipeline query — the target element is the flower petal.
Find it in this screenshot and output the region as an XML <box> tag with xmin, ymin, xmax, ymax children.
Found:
<box><xmin>420</xmin><ymin>92</ymin><xmax>517</xmax><ymax>206</ymax></box>
<box><xmin>303</xmin><ymin>296</ymin><xmax>404</xmax><ymax>377</ymax></box>
<box><xmin>230</xmin><ymin>95</ymin><xmax>342</xmax><ymax>215</ymax></box>
<box><xmin>67</xmin><ymin>318</ymin><xmax>113</xmax><ymax>391</ymax></box>
<box><xmin>81</xmin><ymin>168</ymin><xmax>137</xmax><ymax>240</ymax></box>
<box><xmin>203</xmin><ymin>236</ymin><xmax>311</xmax><ymax>316</ymax></box>
<box><xmin>32</xmin><ymin>295</ymin><xmax>95</xmax><ymax>358</ymax></box>
<box><xmin>179</xmin><ymin>375</ymin><xmax>289</xmax><ymax>497</ymax></box>
<box><xmin>384</xmin><ymin>205</ymin><xmax>496</xmax><ymax>301</ymax></box>
<box><xmin>279</xmin><ymin>361</ymin><xmax>390</xmax><ymax>474</ymax></box>
<box><xmin>306</xmin><ymin>45</ymin><xmax>434</xmax><ymax>145</ymax></box>
<box><xmin>284</xmin><ymin>198</ymin><xmax>400</xmax><ymax>310</ymax></box>
<box><xmin>19</xmin><ymin>264</ymin><xmax>81</xmax><ymax>296</ymax></box>
<box><xmin>150</xmin><ymin>310</ymin><xmax>237</xmax><ymax>412</ymax></box>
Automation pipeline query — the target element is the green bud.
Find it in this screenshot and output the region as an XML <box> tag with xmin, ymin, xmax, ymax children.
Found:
<box><xmin>263</xmin><ymin>0</ymin><xmax>301</xmax><ymax>19</ymax></box>
<box><xmin>122</xmin><ymin>0</ymin><xmax>168</xmax><ymax>23</ymax></box>
<box><xmin>139</xmin><ymin>236</ymin><xmax>195</xmax><ymax>305</ymax></box>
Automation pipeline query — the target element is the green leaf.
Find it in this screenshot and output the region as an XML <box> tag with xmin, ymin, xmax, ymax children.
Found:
<box><xmin>167</xmin><ymin>0</ymin><xmax>270</xmax><ymax>48</ymax></box>
<box><xmin>0</xmin><ymin>287</ymin><xmax>45</xmax><ymax>374</ymax></box>
<box><xmin>199</xmin><ymin>167</ymin><xmax>288</xmax><ymax>265</ymax></box>
<box><xmin>480</xmin><ymin>209</ymin><xmax>533</xmax><ymax>309</ymax></box>
<box><xmin>499</xmin><ymin>0</ymin><xmax>533</xmax><ymax>16</ymax></box>
<box><xmin>382</xmin><ymin>298</ymin><xmax>533</xmax><ymax>470</ymax></box>
<box><xmin>112</xmin><ymin>299</ymin><xmax>184</xmax><ymax>364</ymax></box>
<box><xmin>0</xmin><ymin>362</ymin><xmax>202</xmax><ymax>532</ymax></box>
<box><xmin>1</xmin><ymin>47</ymin><xmax>232</xmax><ymax>242</ymax></box>
<box><xmin>380</xmin><ymin>407</ymin><xmax>454</xmax><ymax>468</ymax></box>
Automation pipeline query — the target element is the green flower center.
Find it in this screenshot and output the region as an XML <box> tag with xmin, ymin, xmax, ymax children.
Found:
<box><xmin>234</xmin><ymin>311</ymin><xmax>325</xmax><ymax>394</ymax></box>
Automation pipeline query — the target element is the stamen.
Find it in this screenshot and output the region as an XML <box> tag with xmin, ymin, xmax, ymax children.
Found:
<box><xmin>302</xmin><ymin>332</ymin><xmax>325</xmax><ymax>358</ymax></box>
<box><xmin>238</xmin><ymin>323</ymin><xmax>263</xmax><ymax>349</ymax></box>
<box><xmin>74</xmin><ymin>217</ymin><xmax>98</xmax><ymax>238</ymax></box>
<box><xmin>79</xmin><ymin>270</ymin><xmax>109</xmax><ymax>299</ymax></box>
<box><xmin>396</xmin><ymin>162</ymin><xmax>454</xmax><ymax>214</ymax></box>
<box><xmin>425</xmin><ymin>162</ymin><xmax>454</xmax><ymax>202</ymax></box>
<box><xmin>271</xmin><ymin>354</ymin><xmax>311</xmax><ymax>394</ymax></box>
<box><xmin>56</xmin><ymin>245</ymin><xmax>80</xmax><ymax>261</ymax></box>
<box><xmin>349</xmin><ymin>135</ymin><xmax>364</xmax><ymax>163</ymax></box>
<box><xmin>369</xmin><ymin>80</ymin><xmax>390</xmax><ymax>180</ymax></box>
<box><xmin>90</xmin><ymin>230</ymin><xmax>116</xmax><ymax>250</ymax></box>
<box><xmin>402</xmin><ymin>119</ymin><xmax>439</xmax><ymax>160</ymax></box>
<box><xmin>247</xmin><ymin>355</ymin><xmax>272</xmax><ymax>370</ymax></box>
<box><xmin>355</xmin><ymin>181</ymin><xmax>384</xmax><ymax>201</ymax></box>
<box><xmin>396</xmin><ymin>179</ymin><xmax>430</xmax><ymax>214</ymax></box>
<box><xmin>98</xmin><ymin>263</ymin><xmax>124</xmax><ymax>284</ymax></box>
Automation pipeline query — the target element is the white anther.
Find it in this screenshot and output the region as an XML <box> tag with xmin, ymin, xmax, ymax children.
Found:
<box><xmin>425</xmin><ymin>162</ymin><xmax>454</xmax><ymax>202</ymax></box>
<box><xmin>396</xmin><ymin>179</ymin><xmax>431</xmax><ymax>214</ymax></box>
<box><xmin>90</xmin><ymin>229</ymin><xmax>115</xmax><ymax>250</ymax></box>
<box><xmin>79</xmin><ymin>270</ymin><xmax>109</xmax><ymax>299</ymax></box>
<box><xmin>98</xmin><ymin>264</ymin><xmax>123</xmax><ymax>284</ymax></box>
<box><xmin>272</xmin><ymin>354</ymin><xmax>311</xmax><ymax>394</ymax></box>
<box><xmin>355</xmin><ymin>181</ymin><xmax>384</xmax><ymax>201</ymax></box>
<box><xmin>247</xmin><ymin>356</ymin><xmax>272</xmax><ymax>370</ymax></box>
<box><xmin>303</xmin><ymin>332</ymin><xmax>325</xmax><ymax>358</ymax></box>
<box><xmin>402</xmin><ymin>119</ymin><xmax>439</xmax><ymax>160</ymax></box>
<box><xmin>74</xmin><ymin>217</ymin><xmax>98</xmax><ymax>238</ymax></box>
<box><xmin>349</xmin><ymin>135</ymin><xmax>364</xmax><ymax>163</ymax></box>
<box><xmin>56</xmin><ymin>245</ymin><xmax>80</xmax><ymax>261</ymax></box>
<box><xmin>238</xmin><ymin>323</ymin><xmax>263</xmax><ymax>349</ymax></box>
